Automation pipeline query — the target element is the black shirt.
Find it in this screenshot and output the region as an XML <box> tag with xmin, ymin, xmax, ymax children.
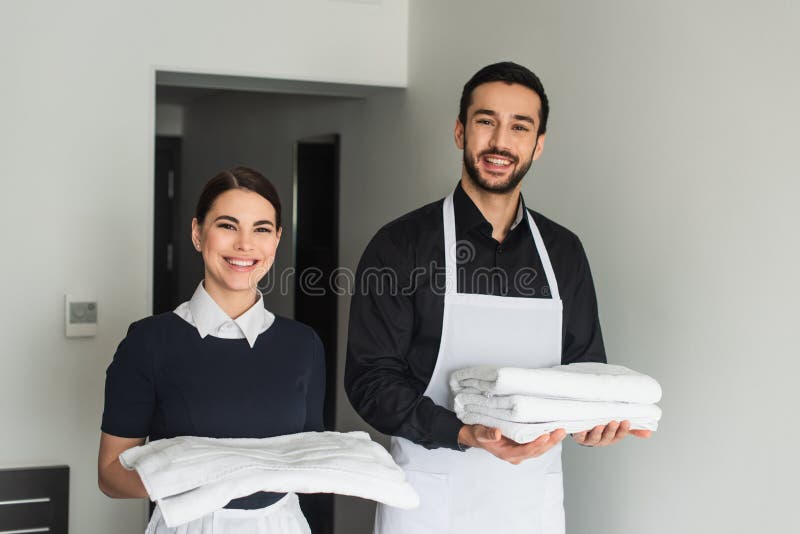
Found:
<box><xmin>102</xmin><ymin>312</ymin><xmax>325</xmax><ymax>508</ymax></box>
<box><xmin>345</xmin><ymin>183</ymin><xmax>606</xmax><ymax>451</ymax></box>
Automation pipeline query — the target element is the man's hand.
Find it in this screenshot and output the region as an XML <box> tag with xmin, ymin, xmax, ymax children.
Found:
<box><xmin>571</xmin><ymin>420</ymin><xmax>652</xmax><ymax>447</ymax></box>
<box><xmin>458</xmin><ymin>424</ymin><xmax>566</xmax><ymax>465</ymax></box>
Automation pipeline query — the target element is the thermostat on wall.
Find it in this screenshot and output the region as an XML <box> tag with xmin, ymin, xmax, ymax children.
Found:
<box><xmin>65</xmin><ymin>294</ymin><xmax>97</xmax><ymax>338</ymax></box>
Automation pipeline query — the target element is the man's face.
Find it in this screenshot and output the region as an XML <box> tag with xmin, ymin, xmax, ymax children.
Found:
<box><xmin>455</xmin><ymin>81</ymin><xmax>546</xmax><ymax>194</ymax></box>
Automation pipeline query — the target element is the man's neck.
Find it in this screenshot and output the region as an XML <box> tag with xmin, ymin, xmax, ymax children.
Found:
<box><xmin>460</xmin><ymin>176</ymin><xmax>521</xmax><ymax>243</ymax></box>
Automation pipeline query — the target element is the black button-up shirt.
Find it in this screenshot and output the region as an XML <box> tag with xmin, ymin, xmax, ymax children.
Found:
<box><xmin>345</xmin><ymin>183</ymin><xmax>606</xmax><ymax>450</ymax></box>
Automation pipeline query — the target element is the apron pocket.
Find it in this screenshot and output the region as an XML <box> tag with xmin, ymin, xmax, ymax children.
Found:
<box><xmin>378</xmin><ymin>470</ymin><xmax>450</xmax><ymax>533</ymax></box>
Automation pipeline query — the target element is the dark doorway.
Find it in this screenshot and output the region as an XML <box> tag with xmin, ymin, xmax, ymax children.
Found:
<box><xmin>153</xmin><ymin>136</ymin><xmax>182</xmax><ymax>314</ymax></box>
<box><xmin>294</xmin><ymin>135</ymin><xmax>340</xmax><ymax>534</ymax></box>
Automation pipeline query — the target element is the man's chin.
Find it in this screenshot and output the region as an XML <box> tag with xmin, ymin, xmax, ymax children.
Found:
<box><xmin>473</xmin><ymin>174</ymin><xmax>520</xmax><ymax>194</ymax></box>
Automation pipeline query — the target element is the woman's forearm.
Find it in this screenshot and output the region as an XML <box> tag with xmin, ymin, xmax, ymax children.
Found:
<box><xmin>98</xmin><ymin>458</ymin><xmax>148</xmax><ymax>499</ymax></box>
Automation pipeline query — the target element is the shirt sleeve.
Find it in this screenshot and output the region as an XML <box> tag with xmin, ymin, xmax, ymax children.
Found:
<box><xmin>561</xmin><ymin>236</ymin><xmax>607</xmax><ymax>364</ymax></box>
<box><xmin>303</xmin><ymin>330</ymin><xmax>326</xmax><ymax>432</ymax></box>
<box><xmin>100</xmin><ymin>320</ymin><xmax>155</xmax><ymax>438</ymax></box>
<box><xmin>345</xmin><ymin>228</ymin><xmax>464</xmax><ymax>450</ymax></box>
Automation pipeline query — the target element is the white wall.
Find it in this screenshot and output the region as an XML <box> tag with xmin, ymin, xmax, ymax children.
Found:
<box><xmin>0</xmin><ymin>2</ymin><xmax>406</xmax><ymax>533</ymax></box>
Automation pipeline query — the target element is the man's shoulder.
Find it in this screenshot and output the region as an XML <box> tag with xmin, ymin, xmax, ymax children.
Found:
<box><xmin>371</xmin><ymin>198</ymin><xmax>444</xmax><ymax>246</ymax></box>
<box><xmin>526</xmin><ymin>207</ymin><xmax>584</xmax><ymax>254</ymax></box>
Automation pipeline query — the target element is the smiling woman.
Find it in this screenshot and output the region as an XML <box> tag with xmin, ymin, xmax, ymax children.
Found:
<box><xmin>98</xmin><ymin>167</ymin><xmax>323</xmax><ymax>534</ymax></box>
<box><xmin>191</xmin><ymin>169</ymin><xmax>283</xmax><ymax>318</ymax></box>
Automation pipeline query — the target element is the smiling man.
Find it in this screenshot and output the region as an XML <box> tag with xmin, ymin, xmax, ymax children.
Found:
<box><xmin>345</xmin><ymin>62</ymin><xmax>648</xmax><ymax>534</ymax></box>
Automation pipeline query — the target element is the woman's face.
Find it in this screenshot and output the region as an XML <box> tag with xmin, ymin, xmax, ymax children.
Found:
<box><xmin>191</xmin><ymin>189</ymin><xmax>282</xmax><ymax>296</ymax></box>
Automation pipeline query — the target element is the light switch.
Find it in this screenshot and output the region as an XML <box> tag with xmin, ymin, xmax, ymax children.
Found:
<box><xmin>65</xmin><ymin>294</ymin><xmax>97</xmax><ymax>337</ymax></box>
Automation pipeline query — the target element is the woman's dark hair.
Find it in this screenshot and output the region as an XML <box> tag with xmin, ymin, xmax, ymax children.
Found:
<box><xmin>195</xmin><ymin>166</ymin><xmax>282</xmax><ymax>228</ymax></box>
<box><xmin>458</xmin><ymin>61</ymin><xmax>550</xmax><ymax>135</ymax></box>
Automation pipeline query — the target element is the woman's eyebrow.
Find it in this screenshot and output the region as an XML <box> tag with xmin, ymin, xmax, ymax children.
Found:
<box><xmin>214</xmin><ymin>215</ymin><xmax>273</xmax><ymax>226</ymax></box>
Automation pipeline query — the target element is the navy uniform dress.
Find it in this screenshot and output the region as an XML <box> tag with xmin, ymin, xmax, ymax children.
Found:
<box><xmin>102</xmin><ymin>282</ymin><xmax>325</xmax><ymax>532</ymax></box>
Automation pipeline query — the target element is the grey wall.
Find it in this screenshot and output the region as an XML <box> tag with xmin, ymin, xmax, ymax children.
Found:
<box><xmin>3</xmin><ymin>0</ymin><xmax>798</xmax><ymax>532</ymax></box>
<box><xmin>397</xmin><ymin>1</ymin><xmax>798</xmax><ymax>533</ymax></box>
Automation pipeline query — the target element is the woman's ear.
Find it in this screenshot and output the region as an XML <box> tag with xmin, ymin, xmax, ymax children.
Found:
<box><xmin>191</xmin><ymin>218</ymin><xmax>202</xmax><ymax>251</ymax></box>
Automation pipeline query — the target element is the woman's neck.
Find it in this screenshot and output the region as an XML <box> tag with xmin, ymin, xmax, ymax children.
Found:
<box><xmin>202</xmin><ymin>279</ymin><xmax>259</xmax><ymax>320</ymax></box>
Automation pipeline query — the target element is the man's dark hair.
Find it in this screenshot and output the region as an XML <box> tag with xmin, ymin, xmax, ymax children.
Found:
<box><xmin>458</xmin><ymin>61</ymin><xmax>549</xmax><ymax>135</ymax></box>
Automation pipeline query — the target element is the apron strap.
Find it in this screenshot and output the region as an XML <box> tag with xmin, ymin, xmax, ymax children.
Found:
<box><xmin>442</xmin><ymin>191</ymin><xmax>560</xmax><ymax>300</ymax></box>
<box><xmin>525</xmin><ymin>210</ymin><xmax>560</xmax><ymax>300</ymax></box>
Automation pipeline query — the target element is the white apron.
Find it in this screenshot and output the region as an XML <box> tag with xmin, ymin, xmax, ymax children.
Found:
<box><xmin>375</xmin><ymin>192</ymin><xmax>565</xmax><ymax>534</ymax></box>
<box><xmin>145</xmin><ymin>493</ymin><xmax>311</xmax><ymax>534</ymax></box>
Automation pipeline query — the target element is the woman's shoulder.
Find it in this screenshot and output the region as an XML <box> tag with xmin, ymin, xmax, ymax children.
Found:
<box><xmin>120</xmin><ymin>312</ymin><xmax>188</xmax><ymax>347</ymax></box>
<box><xmin>127</xmin><ymin>311</ymin><xmax>184</xmax><ymax>332</ymax></box>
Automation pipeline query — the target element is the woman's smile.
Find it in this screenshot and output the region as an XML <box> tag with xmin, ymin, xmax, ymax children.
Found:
<box><xmin>223</xmin><ymin>256</ymin><xmax>261</xmax><ymax>272</ymax></box>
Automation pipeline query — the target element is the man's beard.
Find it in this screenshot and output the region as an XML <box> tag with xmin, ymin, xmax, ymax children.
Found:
<box><xmin>463</xmin><ymin>135</ymin><xmax>536</xmax><ymax>194</ymax></box>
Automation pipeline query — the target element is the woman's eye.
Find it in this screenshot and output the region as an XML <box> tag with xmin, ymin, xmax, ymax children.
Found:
<box><xmin>255</xmin><ymin>227</ymin><xmax>272</xmax><ymax>233</ymax></box>
<box><xmin>217</xmin><ymin>223</ymin><xmax>236</xmax><ymax>230</ymax></box>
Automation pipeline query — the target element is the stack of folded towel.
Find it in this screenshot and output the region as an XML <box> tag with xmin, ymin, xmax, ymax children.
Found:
<box><xmin>450</xmin><ymin>362</ymin><xmax>662</xmax><ymax>444</ymax></box>
<box><xmin>120</xmin><ymin>431</ymin><xmax>419</xmax><ymax>527</ymax></box>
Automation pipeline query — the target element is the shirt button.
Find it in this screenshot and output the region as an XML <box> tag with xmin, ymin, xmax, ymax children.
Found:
<box><xmin>497</xmin><ymin>247</ymin><xmax>504</xmax><ymax>255</ymax></box>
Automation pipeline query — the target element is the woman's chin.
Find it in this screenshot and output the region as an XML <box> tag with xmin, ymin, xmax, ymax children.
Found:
<box><xmin>211</xmin><ymin>274</ymin><xmax>259</xmax><ymax>294</ymax></box>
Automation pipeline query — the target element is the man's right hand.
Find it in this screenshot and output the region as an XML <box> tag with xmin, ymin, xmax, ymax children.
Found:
<box><xmin>458</xmin><ymin>424</ymin><xmax>566</xmax><ymax>465</ymax></box>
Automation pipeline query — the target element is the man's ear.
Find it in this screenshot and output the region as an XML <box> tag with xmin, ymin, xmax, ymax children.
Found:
<box><xmin>454</xmin><ymin>118</ymin><xmax>465</xmax><ymax>150</ymax></box>
<box><xmin>532</xmin><ymin>133</ymin><xmax>546</xmax><ymax>161</ymax></box>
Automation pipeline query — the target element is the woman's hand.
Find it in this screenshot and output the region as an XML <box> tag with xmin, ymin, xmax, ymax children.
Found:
<box><xmin>97</xmin><ymin>432</ymin><xmax>148</xmax><ymax>498</ymax></box>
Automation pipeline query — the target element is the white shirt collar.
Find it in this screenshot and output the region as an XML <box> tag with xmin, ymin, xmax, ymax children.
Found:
<box><xmin>176</xmin><ymin>281</ymin><xmax>275</xmax><ymax>348</ymax></box>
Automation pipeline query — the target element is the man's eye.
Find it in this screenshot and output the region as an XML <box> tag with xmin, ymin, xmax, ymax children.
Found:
<box><xmin>477</xmin><ymin>119</ymin><xmax>493</xmax><ymax>125</ymax></box>
<box><xmin>513</xmin><ymin>125</ymin><xmax>530</xmax><ymax>132</ymax></box>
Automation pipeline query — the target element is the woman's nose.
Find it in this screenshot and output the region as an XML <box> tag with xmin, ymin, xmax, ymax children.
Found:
<box><xmin>234</xmin><ymin>232</ymin><xmax>254</xmax><ymax>251</ymax></box>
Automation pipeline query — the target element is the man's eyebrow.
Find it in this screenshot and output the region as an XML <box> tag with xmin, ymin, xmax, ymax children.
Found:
<box><xmin>473</xmin><ymin>109</ymin><xmax>536</xmax><ymax>125</ymax></box>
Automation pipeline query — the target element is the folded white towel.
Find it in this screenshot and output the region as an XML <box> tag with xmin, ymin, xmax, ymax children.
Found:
<box><xmin>459</xmin><ymin>412</ymin><xmax>660</xmax><ymax>444</ymax></box>
<box><xmin>120</xmin><ymin>431</ymin><xmax>419</xmax><ymax>527</ymax></box>
<box><xmin>454</xmin><ymin>390</ymin><xmax>662</xmax><ymax>423</ymax></box>
<box><xmin>450</xmin><ymin>362</ymin><xmax>662</xmax><ymax>404</ymax></box>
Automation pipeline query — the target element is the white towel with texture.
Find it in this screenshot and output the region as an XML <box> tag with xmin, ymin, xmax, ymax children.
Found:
<box><xmin>450</xmin><ymin>362</ymin><xmax>662</xmax><ymax>404</ymax></box>
<box><xmin>459</xmin><ymin>412</ymin><xmax>660</xmax><ymax>444</ymax></box>
<box><xmin>454</xmin><ymin>389</ymin><xmax>662</xmax><ymax>423</ymax></box>
<box><xmin>120</xmin><ymin>431</ymin><xmax>419</xmax><ymax>527</ymax></box>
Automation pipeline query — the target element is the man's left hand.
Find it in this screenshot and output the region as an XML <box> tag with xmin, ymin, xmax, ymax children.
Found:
<box><xmin>571</xmin><ymin>420</ymin><xmax>652</xmax><ymax>447</ymax></box>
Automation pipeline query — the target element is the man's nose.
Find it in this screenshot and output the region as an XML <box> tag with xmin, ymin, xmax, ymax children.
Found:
<box><xmin>489</xmin><ymin>124</ymin><xmax>512</xmax><ymax>152</ymax></box>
